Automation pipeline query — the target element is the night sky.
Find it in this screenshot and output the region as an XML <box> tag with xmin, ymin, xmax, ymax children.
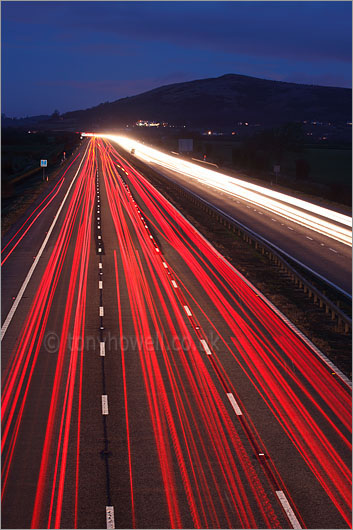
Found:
<box><xmin>2</xmin><ymin>1</ymin><xmax>352</xmax><ymax>118</ymax></box>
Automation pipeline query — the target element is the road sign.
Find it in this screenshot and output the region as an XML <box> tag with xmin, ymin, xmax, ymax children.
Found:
<box><xmin>273</xmin><ymin>165</ymin><xmax>280</xmax><ymax>174</ymax></box>
<box><xmin>40</xmin><ymin>160</ymin><xmax>47</xmax><ymax>167</ymax></box>
<box><xmin>178</xmin><ymin>139</ymin><xmax>193</xmax><ymax>153</ymax></box>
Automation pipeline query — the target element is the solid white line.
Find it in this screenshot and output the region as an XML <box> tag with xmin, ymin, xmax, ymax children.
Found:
<box><xmin>200</xmin><ymin>339</ymin><xmax>212</xmax><ymax>355</ymax></box>
<box><xmin>102</xmin><ymin>395</ymin><xmax>109</xmax><ymax>415</ymax></box>
<box><xmin>106</xmin><ymin>506</ymin><xmax>115</xmax><ymax>529</ymax></box>
<box><xmin>99</xmin><ymin>306</ymin><xmax>104</xmax><ymax>317</ymax></box>
<box><xmin>183</xmin><ymin>305</ymin><xmax>192</xmax><ymax>316</ymax></box>
<box><xmin>1</xmin><ymin>143</ymin><xmax>90</xmax><ymax>341</ymax></box>
<box><xmin>276</xmin><ymin>491</ymin><xmax>302</xmax><ymax>529</ymax></box>
<box><xmin>227</xmin><ymin>393</ymin><xmax>242</xmax><ymax>415</ymax></box>
<box><xmin>99</xmin><ymin>281</ymin><xmax>103</xmax><ymax>289</ymax></box>
<box><xmin>100</xmin><ymin>342</ymin><xmax>105</xmax><ymax>356</ymax></box>
<box><xmin>172</xmin><ymin>280</ymin><xmax>178</xmax><ymax>288</ymax></box>
<box><xmin>99</xmin><ymin>263</ymin><xmax>103</xmax><ymax>269</ymax></box>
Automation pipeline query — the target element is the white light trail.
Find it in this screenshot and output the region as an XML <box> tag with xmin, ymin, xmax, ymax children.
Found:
<box><xmin>85</xmin><ymin>134</ymin><xmax>352</xmax><ymax>246</ymax></box>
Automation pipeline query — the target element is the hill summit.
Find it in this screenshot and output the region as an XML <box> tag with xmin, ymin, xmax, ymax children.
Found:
<box><xmin>61</xmin><ymin>73</ymin><xmax>351</xmax><ymax>130</ymax></box>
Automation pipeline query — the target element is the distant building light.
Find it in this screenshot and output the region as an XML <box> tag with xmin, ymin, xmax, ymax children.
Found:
<box><xmin>347</xmin><ymin>122</ymin><xmax>352</xmax><ymax>126</ymax></box>
<box><xmin>244</xmin><ymin>122</ymin><xmax>249</xmax><ymax>126</ymax></box>
<box><xmin>231</xmin><ymin>131</ymin><xmax>236</xmax><ymax>135</ymax></box>
<box><xmin>207</xmin><ymin>130</ymin><xmax>212</xmax><ymax>135</ymax></box>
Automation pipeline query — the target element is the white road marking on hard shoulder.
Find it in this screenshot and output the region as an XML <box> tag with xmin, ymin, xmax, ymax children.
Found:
<box><xmin>102</xmin><ymin>395</ymin><xmax>109</xmax><ymax>415</ymax></box>
<box><xmin>106</xmin><ymin>506</ymin><xmax>115</xmax><ymax>529</ymax></box>
<box><xmin>287</xmin><ymin>227</ymin><xmax>294</xmax><ymax>230</ymax></box>
<box><xmin>226</xmin><ymin>393</ymin><xmax>242</xmax><ymax>415</ymax></box>
<box><xmin>99</xmin><ymin>281</ymin><xmax>103</xmax><ymax>289</ymax></box>
<box><xmin>306</xmin><ymin>236</ymin><xmax>313</xmax><ymax>240</ymax></box>
<box><xmin>100</xmin><ymin>342</ymin><xmax>105</xmax><ymax>356</ymax></box>
<box><xmin>276</xmin><ymin>491</ymin><xmax>302</xmax><ymax>529</ymax></box>
<box><xmin>172</xmin><ymin>280</ymin><xmax>178</xmax><ymax>288</ymax></box>
<box><xmin>183</xmin><ymin>305</ymin><xmax>192</xmax><ymax>316</ymax></box>
<box><xmin>99</xmin><ymin>306</ymin><xmax>104</xmax><ymax>317</ymax></box>
<box><xmin>200</xmin><ymin>339</ymin><xmax>212</xmax><ymax>355</ymax></box>
<box><xmin>1</xmin><ymin>142</ymin><xmax>90</xmax><ymax>340</ymax></box>
<box><xmin>329</xmin><ymin>248</ymin><xmax>338</xmax><ymax>253</ymax></box>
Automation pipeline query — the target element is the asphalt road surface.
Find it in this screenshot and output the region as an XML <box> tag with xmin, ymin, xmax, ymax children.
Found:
<box><xmin>112</xmin><ymin>141</ymin><xmax>351</xmax><ymax>295</ymax></box>
<box><xmin>2</xmin><ymin>137</ymin><xmax>351</xmax><ymax>529</ymax></box>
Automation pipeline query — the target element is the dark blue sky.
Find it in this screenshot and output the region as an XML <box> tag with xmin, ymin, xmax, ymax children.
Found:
<box><xmin>2</xmin><ymin>1</ymin><xmax>352</xmax><ymax>117</ymax></box>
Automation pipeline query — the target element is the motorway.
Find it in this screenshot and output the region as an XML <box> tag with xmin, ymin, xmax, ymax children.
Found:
<box><xmin>101</xmin><ymin>135</ymin><xmax>352</xmax><ymax>295</ymax></box>
<box><xmin>1</xmin><ymin>137</ymin><xmax>351</xmax><ymax>529</ymax></box>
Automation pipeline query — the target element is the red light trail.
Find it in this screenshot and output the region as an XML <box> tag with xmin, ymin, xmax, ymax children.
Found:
<box><xmin>1</xmin><ymin>137</ymin><xmax>351</xmax><ymax>529</ymax></box>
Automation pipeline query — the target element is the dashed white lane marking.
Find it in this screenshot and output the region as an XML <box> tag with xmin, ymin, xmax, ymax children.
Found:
<box><xmin>226</xmin><ymin>393</ymin><xmax>243</xmax><ymax>415</ymax></box>
<box><xmin>306</xmin><ymin>236</ymin><xmax>313</xmax><ymax>240</ymax></box>
<box><xmin>172</xmin><ymin>280</ymin><xmax>178</xmax><ymax>288</ymax></box>
<box><xmin>246</xmin><ymin>205</ymin><xmax>251</xmax><ymax>209</ymax></box>
<box><xmin>101</xmin><ymin>395</ymin><xmax>109</xmax><ymax>415</ymax></box>
<box><xmin>99</xmin><ymin>306</ymin><xmax>104</xmax><ymax>317</ymax></box>
<box><xmin>98</xmin><ymin>248</ymin><xmax>102</xmax><ymax>253</ymax></box>
<box><xmin>98</xmin><ymin>235</ymin><xmax>101</xmax><ymax>239</ymax></box>
<box><xmin>1</xmin><ymin>142</ymin><xmax>90</xmax><ymax>341</ymax></box>
<box><xmin>200</xmin><ymin>339</ymin><xmax>212</xmax><ymax>355</ymax></box>
<box><xmin>183</xmin><ymin>305</ymin><xmax>192</xmax><ymax>316</ymax></box>
<box><xmin>99</xmin><ymin>281</ymin><xmax>103</xmax><ymax>289</ymax></box>
<box><xmin>99</xmin><ymin>263</ymin><xmax>102</xmax><ymax>269</ymax></box>
<box><xmin>98</xmin><ymin>225</ymin><xmax>101</xmax><ymax>229</ymax></box>
<box><xmin>155</xmin><ymin>248</ymin><xmax>160</xmax><ymax>253</ymax></box>
<box><xmin>100</xmin><ymin>342</ymin><xmax>105</xmax><ymax>356</ymax></box>
<box><xmin>329</xmin><ymin>248</ymin><xmax>338</xmax><ymax>253</ymax></box>
<box><xmin>320</xmin><ymin>243</ymin><xmax>325</xmax><ymax>246</ymax></box>
<box><xmin>162</xmin><ymin>262</ymin><xmax>168</xmax><ymax>268</ymax></box>
<box><xmin>276</xmin><ymin>491</ymin><xmax>302</xmax><ymax>529</ymax></box>
<box><xmin>106</xmin><ymin>506</ymin><xmax>115</xmax><ymax>529</ymax></box>
<box><xmin>287</xmin><ymin>226</ymin><xmax>294</xmax><ymax>230</ymax></box>
<box><xmin>150</xmin><ymin>235</ymin><xmax>153</xmax><ymax>239</ymax></box>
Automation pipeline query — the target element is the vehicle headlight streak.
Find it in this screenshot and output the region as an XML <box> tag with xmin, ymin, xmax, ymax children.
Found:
<box><xmin>95</xmin><ymin>134</ymin><xmax>352</xmax><ymax>246</ymax></box>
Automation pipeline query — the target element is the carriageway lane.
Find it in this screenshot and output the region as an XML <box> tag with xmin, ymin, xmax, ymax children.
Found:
<box><xmin>94</xmin><ymin>139</ymin><xmax>290</xmax><ymax>529</ymax></box>
<box><xmin>103</xmin><ymin>138</ymin><xmax>351</xmax><ymax>529</ymax></box>
<box><xmin>105</xmin><ymin>138</ymin><xmax>351</xmax><ymax>295</ymax></box>
<box><xmin>1</xmin><ymin>138</ymin><xmax>100</xmax><ymax>528</ymax></box>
